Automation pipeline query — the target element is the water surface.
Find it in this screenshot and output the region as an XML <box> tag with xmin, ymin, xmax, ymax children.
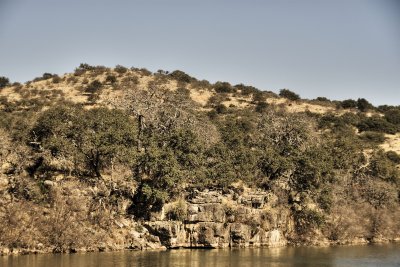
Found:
<box><xmin>1</xmin><ymin>244</ymin><xmax>399</xmax><ymax>267</ymax></box>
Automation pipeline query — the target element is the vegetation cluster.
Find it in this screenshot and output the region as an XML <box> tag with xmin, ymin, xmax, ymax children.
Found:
<box><xmin>0</xmin><ymin>65</ymin><xmax>399</xmax><ymax>252</ymax></box>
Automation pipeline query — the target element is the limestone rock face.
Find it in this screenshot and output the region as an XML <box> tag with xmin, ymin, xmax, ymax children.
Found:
<box><xmin>141</xmin><ymin>188</ymin><xmax>288</xmax><ymax>249</ymax></box>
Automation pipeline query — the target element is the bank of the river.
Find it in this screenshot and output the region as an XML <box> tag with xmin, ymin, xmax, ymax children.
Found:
<box><xmin>1</xmin><ymin>187</ymin><xmax>400</xmax><ymax>256</ymax></box>
<box><xmin>2</xmin><ymin>243</ymin><xmax>400</xmax><ymax>267</ymax></box>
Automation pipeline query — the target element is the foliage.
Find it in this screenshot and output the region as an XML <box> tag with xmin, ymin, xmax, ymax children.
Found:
<box><xmin>314</xmin><ymin>97</ymin><xmax>330</xmax><ymax>102</ymax></box>
<box><xmin>105</xmin><ymin>74</ymin><xmax>117</xmax><ymax>84</ymax></box>
<box><xmin>234</xmin><ymin>84</ymin><xmax>259</xmax><ymax>96</ymax></box>
<box><xmin>169</xmin><ymin>70</ymin><xmax>194</xmax><ymax>83</ymax></box>
<box><xmin>0</xmin><ymin>76</ymin><xmax>10</xmax><ymax>88</ymax></box>
<box><xmin>115</xmin><ymin>65</ymin><xmax>128</xmax><ymax>74</ymax></box>
<box><xmin>384</xmin><ymin>109</ymin><xmax>400</xmax><ymax>125</ymax></box>
<box><xmin>85</xmin><ymin>80</ymin><xmax>103</xmax><ymax>94</ymax></box>
<box><xmin>214</xmin><ymin>81</ymin><xmax>235</xmax><ymax>94</ymax></box>
<box><xmin>32</xmin><ymin>105</ymin><xmax>137</xmax><ymax>177</ymax></box>
<box><xmin>340</xmin><ymin>99</ymin><xmax>357</xmax><ymax>109</ymax></box>
<box><xmin>165</xmin><ymin>198</ymin><xmax>188</xmax><ymax>221</ymax></box>
<box><xmin>279</xmin><ymin>89</ymin><xmax>300</xmax><ymax>101</ymax></box>
<box><xmin>368</xmin><ymin>151</ymin><xmax>400</xmax><ymax>183</ymax></box>
<box><xmin>255</xmin><ymin>101</ymin><xmax>268</xmax><ymax>113</ymax></box>
<box><xmin>252</xmin><ymin>91</ymin><xmax>267</xmax><ymax>103</ymax></box>
<box><xmin>360</xmin><ymin>131</ymin><xmax>386</xmax><ymax>145</ymax></box>
<box><xmin>357</xmin><ymin>116</ymin><xmax>398</xmax><ymax>134</ymax></box>
<box><xmin>357</xmin><ymin>98</ymin><xmax>374</xmax><ymax>112</ymax></box>
<box><xmin>1</xmin><ymin>65</ymin><xmax>400</xmax><ymax>249</ymax></box>
<box><xmin>386</xmin><ymin>151</ymin><xmax>400</xmax><ymax>164</ymax></box>
<box><xmin>294</xmin><ymin>209</ymin><xmax>325</xmax><ymax>237</ymax></box>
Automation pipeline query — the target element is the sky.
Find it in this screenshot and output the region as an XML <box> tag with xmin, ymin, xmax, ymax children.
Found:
<box><xmin>0</xmin><ymin>0</ymin><xmax>399</xmax><ymax>106</ymax></box>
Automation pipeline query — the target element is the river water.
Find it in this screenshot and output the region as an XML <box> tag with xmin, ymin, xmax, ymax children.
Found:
<box><xmin>1</xmin><ymin>244</ymin><xmax>399</xmax><ymax>267</ymax></box>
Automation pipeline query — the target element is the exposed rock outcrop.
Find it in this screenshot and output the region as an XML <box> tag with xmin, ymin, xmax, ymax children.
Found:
<box><xmin>143</xmin><ymin>188</ymin><xmax>287</xmax><ymax>249</ymax></box>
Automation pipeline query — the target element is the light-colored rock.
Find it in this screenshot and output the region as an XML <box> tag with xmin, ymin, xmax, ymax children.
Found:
<box><xmin>0</xmin><ymin>176</ymin><xmax>8</xmax><ymax>189</ymax></box>
<box><xmin>43</xmin><ymin>180</ymin><xmax>57</xmax><ymax>187</ymax></box>
<box><xmin>1</xmin><ymin>162</ymin><xmax>14</xmax><ymax>174</ymax></box>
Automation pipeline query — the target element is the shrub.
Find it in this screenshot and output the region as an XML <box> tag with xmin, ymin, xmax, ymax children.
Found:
<box><xmin>215</xmin><ymin>104</ymin><xmax>227</xmax><ymax>114</ymax></box>
<box><xmin>169</xmin><ymin>70</ymin><xmax>194</xmax><ymax>83</ymax></box>
<box><xmin>255</xmin><ymin>102</ymin><xmax>268</xmax><ymax>113</ymax></box>
<box><xmin>214</xmin><ymin>82</ymin><xmax>234</xmax><ymax>94</ymax></box>
<box><xmin>314</xmin><ymin>97</ymin><xmax>330</xmax><ymax>102</ymax></box>
<box><xmin>157</xmin><ymin>69</ymin><xmax>168</xmax><ymax>75</ymax></box>
<box><xmin>384</xmin><ymin>109</ymin><xmax>400</xmax><ymax>125</ymax></box>
<box><xmin>377</xmin><ymin>105</ymin><xmax>399</xmax><ymax>113</ymax></box>
<box><xmin>78</xmin><ymin>63</ymin><xmax>95</xmax><ymax>71</ymax></box>
<box><xmin>279</xmin><ymin>89</ymin><xmax>300</xmax><ymax>101</ymax></box>
<box><xmin>90</xmin><ymin>65</ymin><xmax>108</xmax><ymax>76</ymax></box>
<box><xmin>360</xmin><ymin>179</ymin><xmax>398</xmax><ymax>208</ymax></box>
<box><xmin>74</xmin><ymin>63</ymin><xmax>95</xmax><ymax>76</ymax></box>
<box><xmin>115</xmin><ymin>65</ymin><xmax>128</xmax><ymax>74</ymax></box>
<box><xmin>139</xmin><ymin>68</ymin><xmax>152</xmax><ymax>76</ymax></box>
<box><xmin>252</xmin><ymin>91</ymin><xmax>266</xmax><ymax>102</ymax></box>
<box><xmin>121</xmin><ymin>76</ymin><xmax>139</xmax><ymax>87</ymax></box>
<box><xmin>386</xmin><ymin>151</ymin><xmax>400</xmax><ymax>164</ymax></box>
<box><xmin>341</xmin><ymin>112</ymin><xmax>361</xmax><ymax>125</ymax></box>
<box><xmin>85</xmin><ymin>80</ymin><xmax>102</xmax><ymax>94</ymax></box>
<box><xmin>33</xmin><ymin>73</ymin><xmax>53</xmax><ymax>82</ymax></box>
<box><xmin>165</xmin><ymin>199</ymin><xmax>187</xmax><ymax>221</ymax></box>
<box><xmin>52</xmin><ymin>75</ymin><xmax>61</xmax><ymax>83</ymax></box>
<box><xmin>357</xmin><ymin>98</ymin><xmax>374</xmax><ymax>112</ymax></box>
<box><xmin>66</xmin><ymin>76</ymin><xmax>78</xmax><ymax>84</ymax></box>
<box><xmin>359</xmin><ymin>131</ymin><xmax>386</xmax><ymax>144</ymax></box>
<box><xmin>340</xmin><ymin>99</ymin><xmax>357</xmax><ymax>109</ymax></box>
<box><xmin>43</xmin><ymin>73</ymin><xmax>55</xmax><ymax>80</ymax></box>
<box><xmin>0</xmin><ymin>76</ymin><xmax>10</xmax><ymax>88</ymax></box>
<box><xmin>357</xmin><ymin>116</ymin><xmax>398</xmax><ymax>134</ymax></box>
<box><xmin>105</xmin><ymin>75</ymin><xmax>117</xmax><ymax>84</ymax></box>
<box><xmin>368</xmin><ymin>151</ymin><xmax>400</xmax><ymax>183</ymax></box>
<box><xmin>294</xmin><ymin>209</ymin><xmax>325</xmax><ymax>236</ymax></box>
<box><xmin>234</xmin><ymin>84</ymin><xmax>259</xmax><ymax>96</ymax></box>
<box><xmin>191</xmin><ymin>79</ymin><xmax>211</xmax><ymax>89</ymax></box>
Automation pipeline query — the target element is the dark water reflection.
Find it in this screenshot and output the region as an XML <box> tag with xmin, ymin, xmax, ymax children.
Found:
<box><xmin>1</xmin><ymin>244</ymin><xmax>400</xmax><ymax>267</ymax></box>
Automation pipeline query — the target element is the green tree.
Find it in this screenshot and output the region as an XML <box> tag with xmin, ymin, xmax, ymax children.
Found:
<box><xmin>80</xmin><ymin>108</ymin><xmax>137</xmax><ymax>177</ymax></box>
<box><xmin>357</xmin><ymin>98</ymin><xmax>374</xmax><ymax>112</ymax></box>
<box><xmin>292</xmin><ymin>144</ymin><xmax>334</xmax><ymax>191</ymax></box>
<box><xmin>131</xmin><ymin>129</ymin><xmax>204</xmax><ymax>218</ymax></box>
<box><xmin>32</xmin><ymin>105</ymin><xmax>137</xmax><ymax>177</ymax></box>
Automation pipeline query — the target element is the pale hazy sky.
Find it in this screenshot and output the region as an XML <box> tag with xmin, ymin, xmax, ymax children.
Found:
<box><xmin>0</xmin><ymin>0</ymin><xmax>399</xmax><ymax>105</ymax></box>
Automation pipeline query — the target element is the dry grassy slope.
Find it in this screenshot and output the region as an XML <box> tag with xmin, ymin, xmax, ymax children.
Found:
<box><xmin>381</xmin><ymin>134</ymin><xmax>400</xmax><ymax>154</ymax></box>
<box><xmin>0</xmin><ymin>68</ymin><xmax>381</xmax><ymax>115</ymax></box>
<box><xmin>0</xmin><ymin>68</ymin><xmax>336</xmax><ymax>113</ymax></box>
<box><xmin>0</xmin><ymin>67</ymin><xmax>396</xmax><ymax>152</ymax></box>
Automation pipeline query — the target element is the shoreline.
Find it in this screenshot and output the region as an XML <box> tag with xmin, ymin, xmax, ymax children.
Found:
<box><xmin>2</xmin><ymin>238</ymin><xmax>400</xmax><ymax>257</ymax></box>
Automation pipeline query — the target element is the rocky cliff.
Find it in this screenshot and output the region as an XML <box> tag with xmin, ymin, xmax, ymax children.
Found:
<box><xmin>143</xmin><ymin>189</ymin><xmax>287</xmax><ymax>249</ymax></box>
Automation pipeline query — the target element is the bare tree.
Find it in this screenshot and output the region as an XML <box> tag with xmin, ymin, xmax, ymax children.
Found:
<box><xmin>106</xmin><ymin>83</ymin><xmax>219</xmax><ymax>150</ymax></box>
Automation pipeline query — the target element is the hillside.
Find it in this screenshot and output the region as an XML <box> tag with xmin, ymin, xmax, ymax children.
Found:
<box><xmin>0</xmin><ymin>64</ymin><xmax>400</xmax><ymax>254</ymax></box>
